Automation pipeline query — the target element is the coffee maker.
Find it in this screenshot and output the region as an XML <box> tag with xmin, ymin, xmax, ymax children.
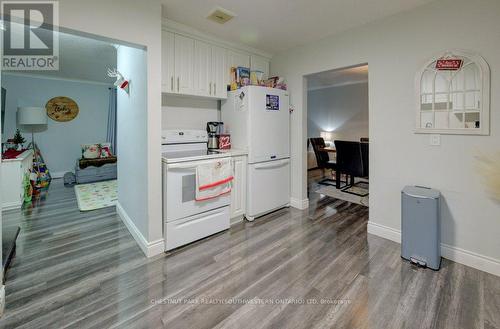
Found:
<box><xmin>206</xmin><ymin>122</ymin><xmax>223</xmax><ymax>150</ymax></box>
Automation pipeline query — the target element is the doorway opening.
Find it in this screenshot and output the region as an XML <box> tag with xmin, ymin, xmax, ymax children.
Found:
<box><xmin>305</xmin><ymin>64</ymin><xmax>369</xmax><ymax>207</ymax></box>
<box><xmin>0</xmin><ymin>21</ymin><xmax>148</xmax><ymax>291</ymax></box>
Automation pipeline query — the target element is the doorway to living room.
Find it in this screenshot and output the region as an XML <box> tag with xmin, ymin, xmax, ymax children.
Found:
<box><xmin>0</xmin><ymin>20</ymin><xmax>149</xmax><ymax>301</ymax></box>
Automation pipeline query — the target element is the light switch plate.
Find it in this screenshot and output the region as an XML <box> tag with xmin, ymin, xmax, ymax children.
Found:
<box><xmin>430</xmin><ymin>134</ymin><xmax>441</xmax><ymax>146</ymax></box>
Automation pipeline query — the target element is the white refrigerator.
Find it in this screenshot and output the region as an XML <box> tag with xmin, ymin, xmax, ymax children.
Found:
<box><xmin>221</xmin><ymin>86</ymin><xmax>290</xmax><ymax>220</ymax></box>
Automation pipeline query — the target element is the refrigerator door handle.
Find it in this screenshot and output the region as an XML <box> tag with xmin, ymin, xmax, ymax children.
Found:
<box><xmin>253</xmin><ymin>159</ymin><xmax>290</xmax><ymax>170</ymax></box>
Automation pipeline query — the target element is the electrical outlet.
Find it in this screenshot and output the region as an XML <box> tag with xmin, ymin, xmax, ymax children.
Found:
<box><xmin>430</xmin><ymin>134</ymin><xmax>441</xmax><ymax>146</ymax></box>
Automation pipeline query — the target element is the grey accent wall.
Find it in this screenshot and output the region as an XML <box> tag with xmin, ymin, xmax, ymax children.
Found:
<box><xmin>307</xmin><ymin>82</ymin><xmax>368</xmax><ymax>141</ymax></box>
<box><xmin>1</xmin><ymin>74</ymin><xmax>109</xmax><ymax>176</ymax></box>
<box><xmin>116</xmin><ymin>45</ymin><xmax>149</xmax><ymax>243</ymax></box>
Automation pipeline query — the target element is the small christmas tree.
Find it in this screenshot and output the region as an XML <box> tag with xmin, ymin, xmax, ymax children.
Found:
<box><xmin>13</xmin><ymin>129</ymin><xmax>26</xmax><ymax>145</ymax></box>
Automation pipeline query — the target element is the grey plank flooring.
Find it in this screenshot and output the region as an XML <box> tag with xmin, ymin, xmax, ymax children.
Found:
<box><xmin>0</xmin><ymin>175</ymin><xmax>498</xmax><ymax>328</ymax></box>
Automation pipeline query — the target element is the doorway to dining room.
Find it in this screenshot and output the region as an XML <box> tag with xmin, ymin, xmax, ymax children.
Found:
<box><xmin>305</xmin><ymin>64</ymin><xmax>369</xmax><ymax>207</ymax></box>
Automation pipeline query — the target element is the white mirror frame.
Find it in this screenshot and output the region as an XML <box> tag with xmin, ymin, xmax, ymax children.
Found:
<box><xmin>415</xmin><ymin>50</ymin><xmax>490</xmax><ymax>135</ymax></box>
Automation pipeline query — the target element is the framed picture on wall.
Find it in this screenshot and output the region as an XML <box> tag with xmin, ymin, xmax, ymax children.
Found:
<box><xmin>46</xmin><ymin>96</ymin><xmax>79</xmax><ymax>122</ymax></box>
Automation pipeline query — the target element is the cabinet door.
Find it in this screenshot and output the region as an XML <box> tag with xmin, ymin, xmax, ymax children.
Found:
<box><xmin>194</xmin><ymin>40</ymin><xmax>212</xmax><ymax>97</ymax></box>
<box><xmin>162</xmin><ymin>31</ymin><xmax>175</xmax><ymax>93</ymax></box>
<box><xmin>230</xmin><ymin>156</ymin><xmax>247</xmax><ymax>219</ymax></box>
<box><xmin>227</xmin><ymin>50</ymin><xmax>250</xmax><ymax>69</ymax></box>
<box><xmin>227</xmin><ymin>50</ymin><xmax>250</xmax><ymax>87</ymax></box>
<box><xmin>212</xmin><ymin>45</ymin><xmax>227</xmax><ymax>99</ymax></box>
<box><xmin>174</xmin><ymin>34</ymin><xmax>195</xmax><ymax>94</ymax></box>
<box><xmin>250</xmin><ymin>55</ymin><xmax>270</xmax><ymax>78</ymax></box>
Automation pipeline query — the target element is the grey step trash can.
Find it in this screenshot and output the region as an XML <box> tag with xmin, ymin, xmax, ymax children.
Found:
<box><xmin>401</xmin><ymin>186</ymin><xmax>441</xmax><ymax>270</ymax></box>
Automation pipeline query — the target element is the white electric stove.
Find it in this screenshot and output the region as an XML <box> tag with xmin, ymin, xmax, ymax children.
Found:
<box><xmin>162</xmin><ymin>129</ymin><xmax>231</xmax><ymax>251</ymax></box>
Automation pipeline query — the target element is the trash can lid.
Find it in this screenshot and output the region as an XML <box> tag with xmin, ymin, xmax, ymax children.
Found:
<box><xmin>402</xmin><ymin>186</ymin><xmax>440</xmax><ymax>199</ymax></box>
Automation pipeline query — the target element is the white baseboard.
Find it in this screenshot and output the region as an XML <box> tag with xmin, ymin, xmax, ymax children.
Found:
<box><xmin>116</xmin><ymin>202</ymin><xmax>164</xmax><ymax>258</ymax></box>
<box><xmin>230</xmin><ymin>215</ymin><xmax>244</xmax><ymax>226</ymax></box>
<box><xmin>51</xmin><ymin>171</ymin><xmax>67</xmax><ymax>179</ymax></box>
<box><xmin>440</xmin><ymin>243</ymin><xmax>500</xmax><ymax>277</ymax></box>
<box><xmin>367</xmin><ymin>221</ymin><xmax>401</xmax><ymax>243</ymax></box>
<box><xmin>2</xmin><ymin>201</ymin><xmax>21</xmax><ymax>211</ymax></box>
<box><xmin>367</xmin><ymin>221</ymin><xmax>500</xmax><ymax>277</ymax></box>
<box><xmin>290</xmin><ymin>197</ymin><xmax>309</xmax><ymax>210</ymax></box>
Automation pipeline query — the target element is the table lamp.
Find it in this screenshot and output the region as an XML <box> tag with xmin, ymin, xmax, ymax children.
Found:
<box><xmin>17</xmin><ymin>107</ymin><xmax>47</xmax><ymax>149</ymax></box>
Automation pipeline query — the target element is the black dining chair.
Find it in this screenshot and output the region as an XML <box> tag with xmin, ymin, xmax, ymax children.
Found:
<box><xmin>309</xmin><ymin>138</ymin><xmax>345</xmax><ymax>187</ymax></box>
<box><xmin>360</xmin><ymin>142</ymin><xmax>369</xmax><ymax>178</ymax></box>
<box><xmin>334</xmin><ymin>140</ymin><xmax>368</xmax><ymax>196</ymax></box>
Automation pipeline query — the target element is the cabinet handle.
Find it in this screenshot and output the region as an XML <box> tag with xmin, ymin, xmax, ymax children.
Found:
<box><xmin>171</xmin><ymin>76</ymin><xmax>174</xmax><ymax>91</ymax></box>
<box><xmin>177</xmin><ymin>77</ymin><xmax>180</xmax><ymax>92</ymax></box>
<box><xmin>209</xmin><ymin>82</ymin><xmax>212</xmax><ymax>95</ymax></box>
<box><xmin>214</xmin><ymin>83</ymin><xmax>216</xmax><ymax>95</ymax></box>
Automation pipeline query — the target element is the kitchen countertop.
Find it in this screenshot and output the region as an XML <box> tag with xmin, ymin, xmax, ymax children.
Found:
<box><xmin>162</xmin><ymin>148</ymin><xmax>247</xmax><ymax>164</ymax></box>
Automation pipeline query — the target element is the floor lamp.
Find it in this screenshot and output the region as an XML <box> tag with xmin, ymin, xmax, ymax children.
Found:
<box><xmin>17</xmin><ymin>107</ymin><xmax>47</xmax><ymax>150</ymax></box>
<box><xmin>17</xmin><ymin>107</ymin><xmax>48</xmax><ymax>173</ymax></box>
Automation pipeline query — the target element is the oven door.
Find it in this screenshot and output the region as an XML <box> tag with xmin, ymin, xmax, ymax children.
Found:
<box><xmin>163</xmin><ymin>158</ymin><xmax>232</xmax><ymax>222</ymax></box>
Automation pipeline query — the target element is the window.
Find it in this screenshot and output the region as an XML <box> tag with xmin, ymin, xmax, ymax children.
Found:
<box><xmin>416</xmin><ymin>51</ymin><xmax>490</xmax><ymax>135</ymax></box>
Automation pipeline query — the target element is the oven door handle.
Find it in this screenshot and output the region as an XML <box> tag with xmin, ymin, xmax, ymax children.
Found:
<box><xmin>166</xmin><ymin>158</ymin><xmax>232</xmax><ymax>170</ymax></box>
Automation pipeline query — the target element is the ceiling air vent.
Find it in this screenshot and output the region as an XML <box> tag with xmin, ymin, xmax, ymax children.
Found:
<box><xmin>207</xmin><ymin>7</ymin><xmax>236</xmax><ymax>24</ymax></box>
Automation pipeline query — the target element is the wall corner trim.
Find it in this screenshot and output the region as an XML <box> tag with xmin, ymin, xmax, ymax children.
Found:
<box><xmin>367</xmin><ymin>221</ymin><xmax>500</xmax><ymax>277</ymax></box>
<box><xmin>290</xmin><ymin>197</ymin><xmax>309</xmax><ymax>210</ymax></box>
<box><xmin>116</xmin><ymin>202</ymin><xmax>164</xmax><ymax>258</ymax></box>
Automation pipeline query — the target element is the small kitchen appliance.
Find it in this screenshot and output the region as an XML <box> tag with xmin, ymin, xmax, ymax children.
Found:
<box><xmin>207</xmin><ymin>121</ymin><xmax>224</xmax><ymax>150</ymax></box>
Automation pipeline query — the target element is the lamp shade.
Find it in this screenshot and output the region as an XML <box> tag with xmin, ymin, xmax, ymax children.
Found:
<box><xmin>320</xmin><ymin>131</ymin><xmax>334</xmax><ymax>141</ymax></box>
<box><xmin>17</xmin><ymin>107</ymin><xmax>47</xmax><ymax>125</ymax></box>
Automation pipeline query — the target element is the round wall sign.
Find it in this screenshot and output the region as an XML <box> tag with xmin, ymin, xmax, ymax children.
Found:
<box><xmin>46</xmin><ymin>96</ymin><xmax>79</xmax><ymax>122</ymax></box>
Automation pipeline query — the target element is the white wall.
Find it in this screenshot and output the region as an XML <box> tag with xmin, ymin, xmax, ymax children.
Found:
<box><xmin>2</xmin><ymin>74</ymin><xmax>109</xmax><ymax>176</ymax></box>
<box><xmin>308</xmin><ymin>82</ymin><xmax>368</xmax><ymax>141</ymax></box>
<box><xmin>162</xmin><ymin>95</ymin><xmax>218</xmax><ymax>130</ymax></box>
<box><xmin>116</xmin><ymin>46</ymin><xmax>149</xmax><ymax>243</ymax></box>
<box><xmin>55</xmin><ymin>0</ymin><xmax>163</xmax><ymax>251</ymax></box>
<box><xmin>271</xmin><ymin>0</ymin><xmax>500</xmax><ymax>274</ymax></box>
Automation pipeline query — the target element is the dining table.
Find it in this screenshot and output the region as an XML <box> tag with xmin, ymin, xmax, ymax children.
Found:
<box><xmin>319</xmin><ymin>147</ymin><xmax>336</xmax><ymax>153</ymax></box>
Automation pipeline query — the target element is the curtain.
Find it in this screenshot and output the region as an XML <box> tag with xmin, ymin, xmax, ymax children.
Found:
<box><xmin>106</xmin><ymin>88</ymin><xmax>117</xmax><ymax>154</ymax></box>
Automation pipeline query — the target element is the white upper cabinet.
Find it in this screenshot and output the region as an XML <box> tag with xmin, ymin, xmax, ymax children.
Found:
<box><xmin>162</xmin><ymin>32</ymin><xmax>175</xmax><ymax>93</ymax></box>
<box><xmin>211</xmin><ymin>45</ymin><xmax>227</xmax><ymax>98</ymax></box>
<box><xmin>194</xmin><ymin>40</ymin><xmax>212</xmax><ymax>96</ymax></box>
<box><xmin>174</xmin><ymin>34</ymin><xmax>195</xmax><ymax>94</ymax></box>
<box><xmin>193</xmin><ymin>41</ymin><xmax>227</xmax><ymax>98</ymax></box>
<box><xmin>227</xmin><ymin>50</ymin><xmax>250</xmax><ymax>69</ymax></box>
<box><xmin>162</xmin><ymin>28</ymin><xmax>270</xmax><ymax>99</ymax></box>
<box><xmin>226</xmin><ymin>50</ymin><xmax>250</xmax><ymax>90</ymax></box>
<box><xmin>250</xmin><ymin>55</ymin><xmax>270</xmax><ymax>78</ymax></box>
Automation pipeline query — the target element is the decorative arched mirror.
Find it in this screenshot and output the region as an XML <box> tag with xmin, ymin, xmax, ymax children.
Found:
<box><xmin>416</xmin><ymin>50</ymin><xmax>490</xmax><ymax>135</ymax></box>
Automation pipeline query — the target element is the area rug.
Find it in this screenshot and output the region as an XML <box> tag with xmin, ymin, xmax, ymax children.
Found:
<box><xmin>74</xmin><ymin>180</ymin><xmax>117</xmax><ymax>211</ymax></box>
<box><xmin>315</xmin><ymin>182</ymin><xmax>369</xmax><ymax>207</ymax></box>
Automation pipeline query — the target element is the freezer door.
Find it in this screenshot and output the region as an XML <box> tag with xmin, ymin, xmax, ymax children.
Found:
<box><xmin>247</xmin><ymin>158</ymin><xmax>290</xmax><ymax>218</ymax></box>
<box><xmin>248</xmin><ymin>87</ymin><xmax>290</xmax><ymax>163</ymax></box>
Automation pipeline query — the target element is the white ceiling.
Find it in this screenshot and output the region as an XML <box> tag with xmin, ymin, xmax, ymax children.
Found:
<box><xmin>162</xmin><ymin>0</ymin><xmax>434</xmax><ymax>54</ymax></box>
<box><xmin>6</xmin><ymin>30</ymin><xmax>117</xmax><ymax>84</ymax></box>
<box><xmin>307</xmin><ymin>65</ymin><xmax>368</xmax><ymax>90</ymax></box>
